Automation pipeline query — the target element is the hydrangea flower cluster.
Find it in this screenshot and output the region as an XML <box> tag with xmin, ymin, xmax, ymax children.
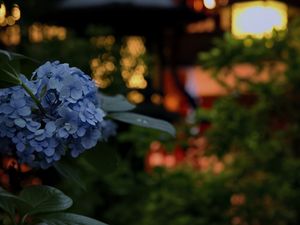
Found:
<box><xmin>0</xmin><ymin>61</ymin><xmax>116</xmax><ymax>168</ymax></box>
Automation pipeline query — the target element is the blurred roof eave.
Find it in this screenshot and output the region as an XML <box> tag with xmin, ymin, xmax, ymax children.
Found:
<box><xmin>37</xmin><ymin>0</ymin><xmax>207</xmax><ymax>36</ymax></box>
<box><xmin>59</xmin><ymin>0</ymin><xmax>177</xmax><ymax>9</ymax></box>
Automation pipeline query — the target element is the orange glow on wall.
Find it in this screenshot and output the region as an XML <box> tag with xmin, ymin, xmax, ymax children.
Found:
<box><xmin>163</xmin><ymin>69</ymin><xmax>189</xmax><ymax>115</ymax></box>
<box><xmin>185</xmin><ymin>63</ymin><xmax>286</xmax><ymax>97</ymax></box>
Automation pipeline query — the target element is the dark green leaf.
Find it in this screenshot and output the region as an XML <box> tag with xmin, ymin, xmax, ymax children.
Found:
<box><xmin>0</xmin><ymin>49</ymin><xmax>26</xmax><ymax>61</ymax></box>
<box><xmin>19</xmin><ymin>185</ymin><xmax>73</xmax><ymax>216</ymax></box>
<box><xmin>0</xmin><ymin>64</ymin><xmax>21</xmax><ymax>88</ymax></box>
<box><xmin>0</xmin><ymin>49</ymin><xmax>39</xmax><ymax>63</ymax></box>
<box><xmin>0</xmin><ymin>49</ymin><xmax>39</xmax><ymax>88</ymax></box>
<box><xmin>0</xmin><ymin>49</ymin><xmax>12</xmax><ymax>61</ymax></box>
<box><xmin>0</xmin><ymin>187</ymin><xmax>28</xmax><ymax>216</ymax></box>
<box><xmin>38</xmin><ymin>213</ymin><xmax>107</xmax><ymax>225</ymax></box>
<box><xmin>98</xmin><ymin>94</ymin><xmax>135</xmax><ymax>112</ymax></box>
<box><xmin>0</xmin><ymin>200</ymin><xmax>15</xmax><ymax>216</ymax></box>
<box><xmin>109</xmin><ymin>112</ymin><xmax>176</xmax><ymax>137</ymax></box>
<box><xmin>0</xmin><ymin>187</ymin><xmax>18</xmax><ymax>215</ymax></box>
<box><xmin>54</xmin><ymin>162</ymin><xmax>86</xmax><ymax>191</ymax></box>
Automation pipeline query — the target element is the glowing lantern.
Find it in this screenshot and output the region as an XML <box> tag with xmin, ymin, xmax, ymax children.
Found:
<box><xmin>232</xmin><ymin>1</ymin><xmax>287</xmax><ymax>38</ymax></box>
<box><xmin>203</xmin><ymin>0</ymin><xmax>216</xmax><ymax>10</ymax></box>
<box><xmin>0</xmin><ymin>3</ymin><xmax>6</xmax><ymax>24</ymax></box>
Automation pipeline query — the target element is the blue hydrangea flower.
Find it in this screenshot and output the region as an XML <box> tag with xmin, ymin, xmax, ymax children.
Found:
<box><xmin>0</xmin><ymin>61</ymin><xmax>117</xmax><ymax>168</ymax></box>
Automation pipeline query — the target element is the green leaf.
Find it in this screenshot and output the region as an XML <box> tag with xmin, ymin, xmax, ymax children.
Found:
<box><xmin>38</xmin><ymin>213</ymin><xmax>107</xmax><ymax>225</ymax></box>
<box><xmin>19</xmin><ymin>185</ymin><xmax>73</xmax><ymax>216</ymax></box>
<box><xmin>0</xmin><ymin>199</ymin><xmax>15</xmax><ymax>216</ymax></box>
<box><xmin>0</xmin><ymin>49</ymin><xmax>20</xmax><ymax>61</ymax></box>
<box><xmin>0</xmin><ymin>187</ymin><xmax>19</xmax><ymax>215</ymax></box>
<box><xmin>0</xmin><ymin>49</ymin><xmax>39</xmax><ymax>63</ymax></box>
<box><xmin>0</xmin><ymin>49</ymin><xmax>38</xmax><ymax>88</ymax></box>
<box><xmin>0</xmin><ymin>187</ymin><xmax>28</xmax><ymax>216</ymax></box>
<box><xmin>54</xmin><ymin>162</ymin><xmax>86</xmax><ymax>191</ymax></box>
<box><xmin>98</xmin><ymin>94</ymin><xmax>135</xmax><ymax>112</ymax></box>
<box><xmin>109</xmin><ymin>112</ymin><xmax>176</xmax><ymax>137</ymax></box>
<box><xmin>0</xmin><ymin>63</ymin><xmax>21</xmax><ymax>88</ymax></box>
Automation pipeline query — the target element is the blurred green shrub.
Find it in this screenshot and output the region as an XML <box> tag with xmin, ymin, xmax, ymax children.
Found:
<box><xmin>16</xmin><ymin>18</ymin><xmax>300</xmax><ymax>225</ymax></box>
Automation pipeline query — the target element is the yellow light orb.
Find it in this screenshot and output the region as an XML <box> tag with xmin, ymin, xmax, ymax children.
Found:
<box><xmin>232</xmin><ymin>1</ymin><xmax>288</xmax><ymax>39</ymax></box>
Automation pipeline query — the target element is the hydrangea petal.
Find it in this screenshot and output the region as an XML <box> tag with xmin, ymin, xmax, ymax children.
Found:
<box><xmin>58</xmin><ymin>128</ymin><xmax>69</xmax><ymax>138</ymax></box>
<box><xmin>16</xmin><ymin>142</ymin><xmax>25</xmax><ymax>152</ymax></box>
<box><xmin>70</xmin><ymin>88</ymin><xmax>82</xmax><ymax>100</ymax></box>
<box><xmin>14</xmin><ymin>118</ymin><xmax>26</xmax><ymax>128</ymax></box>
<box><xmin>46</xmin><ymin>121</ymin><xmax>56</xmax><ymax>134</ymax></box>
<box><xmin>18</xmin><ymin>106</ymin><xmax>31</xmax><ymax>116</ymax></box>
<box><xmin>44</xmin><ymin>147</ymin><xmax>55</xmax><ymax>157</ymax></box>
<box><xmin>1</xmin><ymin>104</ymin><xmax>14</xmax><ymax>114</ymax></box>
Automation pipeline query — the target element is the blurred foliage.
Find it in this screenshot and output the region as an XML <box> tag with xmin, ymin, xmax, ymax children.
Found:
<box><xmin>58</xmin><ymin>135</ymin><xmax>235</xmax><ymax>225</ymax></box>
<box><xmin>198</xmin><ymin>26</ymin><xmax>293</xmax><ymax>70</ymax></box>
<box><xmin>196</xmin><ymin>19</ymin><xmax>300</xmax><ymax>224</ymax></box>
<box><xmin>64</xmin><ymin>19</ymin><xmax>300</xmax><ymax>225</ymax></box>
<box><xmin>199</xmin><ymin>31</ymin><xmax>287</xmax><ymax>70</ymax></box>
<box><xmin>4</xmin><ymin>9</ymin><xmax>300</xmax><ymax>225</ymax></box>
<box><xmin>100</xmin><ymin>168</ymin><xmax>233</xmax><ymax>225</ymax></box>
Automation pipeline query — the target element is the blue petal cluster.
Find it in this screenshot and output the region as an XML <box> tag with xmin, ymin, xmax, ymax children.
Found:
<box><xmin>0</xmin><ymin>62</ymin><xmax>116</xmax><ymax>168</ymax></box>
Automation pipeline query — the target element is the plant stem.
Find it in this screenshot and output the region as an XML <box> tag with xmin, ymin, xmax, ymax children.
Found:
<box><xmin>20</xmin><ymin>214</ymin><xmax>28</xmax><ymax>225</ymax></box>
<box><xmin>20</xmin><ymin>82</ymin><xmax>46</xmax><ymax>115</ymax></box>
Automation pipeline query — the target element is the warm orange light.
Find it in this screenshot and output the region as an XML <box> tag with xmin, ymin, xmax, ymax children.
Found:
<box><xmin>230</xmin><ymin>194</ymin><xmax>246</xmax><ymax>206</ymax></box>
<box><xmin>2</xmin><ymin>156</ymin><xmax>18</xmax><ymax>170</ymax></box>
<box><xmin>90</xmin><ymin>35</ymin><xmax>115</xmax><ymax>48</ymax></box>
<box><xmin>164</xmin><ymin>154</ymin><xmax>176</xmax><ymax>168</ymax></box>
<box><xmin>126</xmin><ymin>36</ymin><xmax>146</xmax><ymax>57</ymax></box>
<box><xmin>28</xmin><ymin>23</ymin><xmax>67</xmax><ymax>43</ymax></box>
<box><xmin>6</xmin><ymin>16</ymin><xmax>15</xmax><ymax>26</ymax></box>
<box><xmin>121</xmin><ymin>36</ymin><xmax>148</xmax><ymax>89</ymax></box>
<box><xmin>150</xmin><ymin>141</ymin><xmax>162</xmax><ymax>151</ymax></box>
<box><xmin>0</xmin><ymin>3</ymin><xmax>21</xmax><ymax>27</ymax></box>
<box><xmin>11</xmin><ymin>4</ymin><xmax>21</xmax><ymax>21</ymax></box>
<box><xmin>148</xmin><ymin>152</ymin><xmax>165</xmax><ymax>167</ymax></box>
<box><xmin>90</xmin><ymin>56</ymin><xmax>115</xmax><ymax>88</ymax></box>
<box><xmin>219</xmin><ymin>0</ymin><xmax>228</xmax><ymax>6</ymax></box>
<box><xmin>232</xmin><ymin>1</ymin><xmax>287</xmax><ymax>38</ymax></box>
<box><xmin>128</xmin><ymin>74</ymin><xmax>147</xmax><ymax>89</ymax></box>
<box><xmin>193</xmin><ymin>0</ymin><xmax>203</xmax><ymax>12</ymax></box>
<box><xmin>151</xmin><ymin>94</ymin><xmax>162</xmax><ymax>105</ymax></box>
<box><xmin>164</xmin><ymin>94</ymin><xmax>181</xmax><ymax>112</ymax></box>
<box><xmin>0</xmin><ymin>25</ymin><xmax>21</xmax><ymax>46</ymax></box>
<box><xmin>20</xmin><ymin>164</ymin><xmax>32</xmax><ymax>173</ymax></box>
<box><xmin>127</xmin><ymin>90</ymin><xmax>144</xmax><ymax>104</ymax></box>
<box><xmin>186</xmin><ymin>18</ymin><xmax>215</xmax><ymax>33</ymax></box>
<box><xmin>0</xmin><ymin>3</ymin><xmax>6</xmax><ymax>24</ymax></box>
